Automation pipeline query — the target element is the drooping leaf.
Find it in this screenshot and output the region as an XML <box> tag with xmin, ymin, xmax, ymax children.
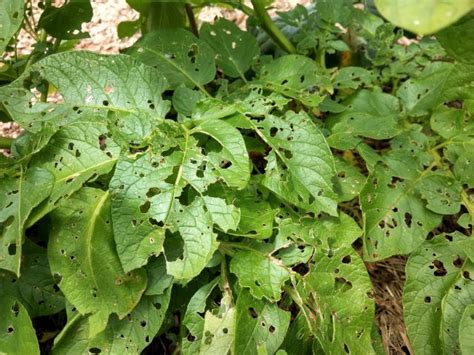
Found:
<box><xmin>38</xmin><ymin>0</ymin><xmax>93</xmax><ymax>39</ymax></box>
<box><xmin>48</xmin><ymin>188</ymin><xmax>147</xmax><ymax>335</ymax></box>
<box><xmin>52</xmin><ymin>292</ymin><xmax>171</xmax><ymax>354</ymax></box>
<box><xmin>0</xmin><ymin>296</ymin><xmax>40</xmax><ymax>354</ymax></box>
<box><xmin>0</xmin><ymin>0</ymin><xmax>24</xmax><ymax>54</ymax></box>
<box><xmin>181</xmin><ymin>278</ymin><xmax>219</xmax><ymax>355</ymax></box>
<box><xmin>303</xmin><ymin>246</ymin><xmax>376</xmax><ymax>354</ymax></box>
<box><xmin>230</xmin><ymin>249</ymin><xmax>290</xmax><ymax>302</ymax></box>
<box><xmin>201</xmin><ymin>18</ymin><xmax>260</xmax><ymax>79</ymax></box>
<box><xmin>0</xmin><ymin>240</ymin><xmax>64</xmax><ymax>317</ymax></box>
<box><xmin>0</xmin><ymin>167</ymin><xmax>54</xmax><ymax>275</ymax></box>
<box><xmin>404</xmin><ymin>233</ymin><xmax>474</xmax><ymax>354</ymax></box>
<box><xmin>374</xmin><ymin>0</ymin><xmax>474</xmax><ymax>34</ymax></box>
<box><xmin>234</xmin><ymin>289</ymin><xmax>291</xmax><ymax>355</ymax></box>
<box><xmin>129</xmin><ymin>28</ymin><xmax>216</xmax><ymax>90</ymax></box>
<box><xmin>256</xmin><ymin>55</ymin><xmax>332</xmax><ymax>107</ymax></box>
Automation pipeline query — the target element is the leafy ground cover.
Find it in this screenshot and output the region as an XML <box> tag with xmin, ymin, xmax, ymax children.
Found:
<box><xmin>1</xmin><ymin>0</ymin><xmax>474</xmax><ymax>354</ymax></box>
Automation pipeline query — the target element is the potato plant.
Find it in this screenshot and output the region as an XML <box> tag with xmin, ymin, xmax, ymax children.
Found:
<box><xmin>1</xmin><ymin>0</ymin><xmax>474</xmax><ymax>354</ymax></box>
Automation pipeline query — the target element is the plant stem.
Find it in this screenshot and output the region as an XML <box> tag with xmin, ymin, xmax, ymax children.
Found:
<box><xmin>0</xmin><ymin>136</ymin><xmax>14</xmax><ymax>150</ymax></box>
<box><xmin>250</xmin><ymin>0</ymin><xmax>296</xmax><ymax>54</ymax></box>
<box><xmin>185</xmin><ymin>4</ymin><xmax>199</xmax><ymax>37</ymax></box>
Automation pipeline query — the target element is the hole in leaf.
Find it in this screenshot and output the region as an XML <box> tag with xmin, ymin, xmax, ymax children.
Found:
<box><xmin>248</xmin><ymin>307</ymin><xmax>258</xmax><ymax>319</ymax></box>
<box><xmin>424</xmin><ymin>296</ymin><xmax>431</xmax><ymax>303</ymax></box>
<box><xmin>432</xmin><ymin>260</ymin><xmax>447</xmax><ymax>277</ymax></box>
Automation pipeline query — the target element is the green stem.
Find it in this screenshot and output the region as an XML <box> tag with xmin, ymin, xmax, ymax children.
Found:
<box><xmin>0</xmin><ymin>136</ymin><xmax>14</xmax><ymax>149</ymax></box>
<box><xmin>185</xmin><ymin>4</ymin><xmax>199</xmax><ymax>37</ymax></box>
<box><xmin>250</xmin><ymin>0</ymin><xmax>296</xmax><ymax>54</ymax></box>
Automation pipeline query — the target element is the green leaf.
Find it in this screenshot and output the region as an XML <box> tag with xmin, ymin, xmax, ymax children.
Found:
<box><xmin>27</xmin><ymin>118</ymin><xmax>120</xmax><ymax>226</ymax></box>
<box><xmin>437</xmin><ymin>14</ymin><xmax>474</xmax><ymax>64</ymax></box>
<box><xmin>202</xmin><ymin>196</ymin><xmax>240</xmax><ymax>232</ymax></box>
<box><xmin>234</xmin><ymin>289</ymin><xmax>291</xmax><ymax>355</ymax></box>
<box><xmin>165</xmin><ymin>198</ymin><xmax>219</xmax><ymax>280</ymax></box>
<box><xmin>191</xmin><ymin>118</ymin><xmax>251</xmax><ymax>189</ymax></box>
<box><xmin>1</xmin><ymin>51</ymin><xmax>169</xmax><ymax>140</ymax></box>
<box><xmin>0</xmin><ymin>240</ymin><xmax>64</xmax><ymax>317</ymax></box>
<box><xmin>144</xmin><ymin>256</ymin><xmax>173</xmax><ymax>296</ymax></box>
<box><xmin>404</xmin><ymin>234</ymin><xmax>474</xmax><ymax>354</ymax></box>
<box><xmin>235</xmin><ymin>195</ymin><xmax>275</xmax><ymax>239</ymax></box>
<box><xmin>129</xmin><ymin>28</ymin><xmax>216</xmax><ymax>90</ymax></box>
<box><xmin>327</xmin><ymin>90</ymin><xmax>401</xmax><ymax>149</ymax></box>
<box><xmin>397</xmin><ymin>62</ymin><xmax>454</xmax><ymax>117</ymax></box>
<box><xmin>0</xmin><ymin>0</ymin><xmax>24</xmax><ymax>54</ymax></box>
<box><xmin>460</xmin><ymin>304</ymin><xmax>474</xmax><ymax>354</ymax></box>
<box><xmin>38</xmin><ymin>0</ymin><xmax>93</xmax><ymax>39</ymax></box>
<box><xmin>374</xmin><ymin>0</ymin><xmax>474</xmax><ymax>34</ymax></box>
<box><xmin>201</xmin><ymin>18</ymin><xmax>260</xmax><ymax>79</ymax></box>
<box><xmin>417</xmin><ymin>173</ymin><xmax>462</xmax><ymax>215</ymax></box>
<box><xmin>48</xmin><ymin>188</ymin><xmax>147</xmax><ymax>335</ymax></box>
<box><xmin>52</xmin><ymin>292</ymin><xmax>171</xmax><ymax>354</ymax></box>
<box><xmin>259</xmin><ymin>111</ymin><xmax>338</xmax><ymax>216</ymax></box>
<box><xmin>0</xmin><ymin>296</ymin><xmax>40</xmax><ymax>354</ymax></box>
<box><xmin>256</xmin><ymin>55</ymin><xmax>332</xmax><ymax>107</ymax></box>
<box><xmin>303</xmin><ymin>246</ymin><xmax>376</xmax><ymax>354</ymax></box>
<box><xmin>181</xmin><ymin>278</ymin><xmax>219</xmax><ymax>354</ymax></box>
<box><xmin>230</xmin><ymin>249</ymin><xmax>290</xmax><ymax>302</ymax></box>
<box><xmin>360</xmin><ymin>164</ymin><xmax>442</xmax><ymax>261</ymax></box>
<box><xmin>0</xmin><ymin>167</ymin><xmax>54</xmax><ymax>275</ymax></box>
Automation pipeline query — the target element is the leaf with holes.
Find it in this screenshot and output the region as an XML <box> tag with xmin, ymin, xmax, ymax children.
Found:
<box><xmin>360</xmin><ymin>164</ymin><xmax>442</xmax><ymax>261</ymax></box>
<box><xmin>404</xmin><ymin>233</ymin><xmax>474</xmax><ymax>354</ymax></box>
<box><xmin>38</xmin><ymin>0</ymin><xmax>92</xmax><ymax>39</ymax></box>
<box><xmin>27</xmin><ymin>118</ymin><xmax>120</xmax><ymax>226</ymax></box>
<box><xmin>230</xmin><ymin>249</ymin><xmax>290</xmax><ymax>302</ymax></box>
<box><xmin>129</xmin><ymin>28</ymin><xmax>216</xmax><ymax>90</ymax></box>
<box><xmin>326</xmin><ymin>90</ymin><xmax>402</xmax><ymax>149</ymax></box>
<box><xmin>0</xmin><ymin>296</ymin><xmax>40</xmax><ymax>354</ymax></box>
<box><xmin>255</xmin><ymin>55</ymin><xmax>332</xmax><ymax>107</ymax></box>
<box><xmin>52</xmin><ymin>291</ymin><xmax>171</xmax><ymax>354</ymax></box>
<box><xmin>0</xmin><ymin>0</ymin><xmax>24</xmax><ymax>54</ymax></box>
<box><xmin>0</xmin><ymin>51</ymin><xmax>169</xmax><ymax>142</ymax></box>
<box><xmin>0</xmin><ymin>167</ymin><xmax>54</xmax><ymax>275</ymax></box>
<box><xmin>48</xmin><ymin>188</ymin><xmax>147</xmax><ymax>336</ymax></box>
<box><xmin>234</xmin><ymin>289</ymin><xmax>291</xmax><ymax>355</ymax></box>
<box><xmin>0</xmin><ymin>240</ymin><xmax>64</xmax><ymax>317</ymax></box>
<box><xmin>201</xmin><ymin>18</ymin><xmax>259</xmax><ymax>79</ymax></box>
<box><xmin>303</xmin><ymin>246</ymin><xmax>376</xmax><ymax>354</ymax></box>
<box><xmin>259</xmin><ymin>111</ymin><xmax>338</xmax><ymax>216</ymax></box>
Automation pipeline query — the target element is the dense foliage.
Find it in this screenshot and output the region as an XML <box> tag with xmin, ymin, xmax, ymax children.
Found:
<box><xmin>1</xmin><ymin>0</ymin><xmax>474</xmax><ymax>353</ymax></box>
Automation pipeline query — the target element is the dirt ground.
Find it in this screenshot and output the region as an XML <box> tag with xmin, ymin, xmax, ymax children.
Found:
<box><xmin>0</xmin><ymin>1</ymin><xmax>409</xmax><ymax>353</ymax></box>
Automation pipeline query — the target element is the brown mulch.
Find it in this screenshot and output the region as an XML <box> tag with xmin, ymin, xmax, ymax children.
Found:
<box><xmin>1</xmin><ymin>1</ymin><xmax>411</xmax><ymax>353</ymax></box>
<box><xmin>368</xmin><ymin>257</ymin><xmax>412</xmax><ymax>354</ymax></box>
